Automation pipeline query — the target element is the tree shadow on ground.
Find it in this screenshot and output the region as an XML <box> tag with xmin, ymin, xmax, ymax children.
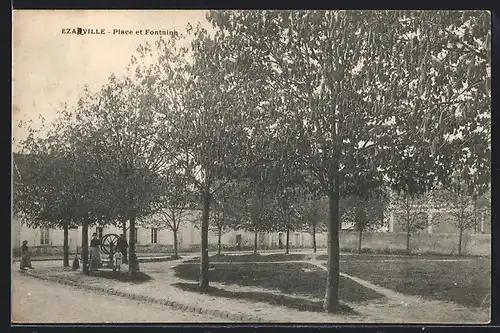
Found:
<box><xmin>174</xmin><ymin>262</ymin><xmax>384</xmax><ymax>303</ymax></box>
<box><xmin>138</xmin><ymin>255</ymin><xmax>183</xmax><ymax>263</ymax></box>
<box><xmin>184</xmin><ymin>253</ymin><xmax>309</xmax><ymax>263</ymax></box>
<box><xmin>173</xmin><ymin>282</ymin><xmax>357</xmax><ymax>315</ymax></box>
<box><xmin>88</xmin><ymin>270</ymin><xmax>152</xmax><ymax>284</ymax></box>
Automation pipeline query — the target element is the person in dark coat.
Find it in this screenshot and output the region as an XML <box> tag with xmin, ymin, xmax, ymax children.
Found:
<box><xmin>20</xmin><ymin>240</ymin><xmax>33</xmax><ymax>270</ymax></box>
<box><xmin>117</xmin><ymin>234</ymin><xmax>128</xmax><ymax>264</ymax></box>
<box><xmin>72</xmin><ymin>254</ymin><xmax>80</xmax><ymax>271</ymax></box>
<box><xmin>89</xmin><ymin>233</ymin><xmax>101</xmax><ymax>270</ymax></box>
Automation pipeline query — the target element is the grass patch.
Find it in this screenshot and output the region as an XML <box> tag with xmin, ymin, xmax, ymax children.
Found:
<box><xmin>336</xmin><ymin>247</ymin><xmax>487</xmax><ymax>257</ymax></box>
<box><xmin>316</xmin><ymin>252</ymin><xmax>486</xmax><ymax>261</ymax></box>
<box><xmin>137</xmin><ymin>255</ymin><xmax>182</xmax><ymax>263</ymax></box>
<box><xmin>34</xmin><ymin>267</ymin><xmax>153</xmax><ymax>284</ymax></box>
<box><xmin>174</xmin><ymin>262</ymin><xmax>384</xmax><ymax>304</ymax></box>
<box><xmin>173</xmin><ymin>282</ymin><xmax>356</xmax><ymax>315</ymax></box>
<box><xmin>325</xmin><ymin>257</ymin><xmax>491</xmax><ymax>309</ymax></box>
<box><xmin>340</xmin><ymin>247</ymin><xmax>411</xmax><ymax>256</ymax></box>
<box><xmin>88</xmin><ymin>270</ymin><xmax>153</xmax><ymax>283</ymax></box>
<box><xmin>185</xmin><ymin>253</ymin><xmax>310</xmax><ymax>263</ymax></box>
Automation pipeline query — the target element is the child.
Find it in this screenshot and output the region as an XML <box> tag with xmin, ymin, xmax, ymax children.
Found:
<box><xmin>113</xmin><ymin>251</ymin><xmax>123</xmax><ymax>272</ymax></box>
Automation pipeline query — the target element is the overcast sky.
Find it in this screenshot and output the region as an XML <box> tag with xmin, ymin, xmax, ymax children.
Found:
<box><xmin>12</xmin><ymin>10</ymin><xmax>211</xmax><ymax>147</ymax></box>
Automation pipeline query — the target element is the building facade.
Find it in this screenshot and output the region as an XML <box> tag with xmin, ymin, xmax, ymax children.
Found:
<box><xmin>12</xmin><ymin>209</ymin><xmax>330</xmax><ymax>255</ymax></box>
<box><xmin>12</xmin><ymin>202</ymin><xmax>491</xmax><ymax>256</ymax></box>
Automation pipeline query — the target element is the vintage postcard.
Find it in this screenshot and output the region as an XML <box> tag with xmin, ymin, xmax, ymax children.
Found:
<box><xmin>12</xmin><ymin>9</ymin><xmax>491</xmax><ymax>324</ymax></box>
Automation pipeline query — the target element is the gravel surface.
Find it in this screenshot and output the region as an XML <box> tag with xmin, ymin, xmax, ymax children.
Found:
<box><xmin>12</xmin><ymin>252</ymin><xmax>490</xmax><ymax>324</ymax></box>
<box><xmin>11</xmin><ymin>271</ymin><xmax>232</xmax><ymax>323</ymax></box>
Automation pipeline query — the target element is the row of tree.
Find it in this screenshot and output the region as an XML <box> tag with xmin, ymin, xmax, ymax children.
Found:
<box><xmin>13</xmin><ymin>145</ymin><xmax>489</xmax><ymax>261</ymax></box>
<box><xmin>13</xmin><ymin>10</ymin><xmax>490</xmax><ymax>312</ymax></box>
<box><xmin>207</xmin><ymin>181</ymin><xmax>490</xmax><ymax>257</ymax></box>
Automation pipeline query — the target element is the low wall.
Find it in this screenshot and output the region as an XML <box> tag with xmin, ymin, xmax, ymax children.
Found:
<box><xmin>339</xmin><ymin>231</ymin><xmax>491</xmax><ymax>256</ymax></box>
<box><xmin>12</xmin><ymin>246</ymin><xmax>78</xmax><ymax>257</ymax></box>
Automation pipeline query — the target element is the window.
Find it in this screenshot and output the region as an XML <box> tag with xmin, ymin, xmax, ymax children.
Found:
<box><xmin>151</xmin><ymin>228</ymin><xmax>158</xmax><ymax>244</ymax></box>
<box><xmin>40</xmin><ymin>227</ymin><xmax>50</xmax><ymax>245</ymax></box>
<box><xmin>96</xmin><ymin>227</ymin><xmax>103</xmax><ymax>240</ymax></box>
<box><xmin>134</xmin><ymin>228</ymin><xmax>139</xmax><ymax>245</ymax></box>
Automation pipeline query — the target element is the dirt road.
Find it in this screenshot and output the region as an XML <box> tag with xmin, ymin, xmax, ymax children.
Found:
<box><xmin>11</xmin><ymin>271</ymin><xmax>232</xmax><ymax>323</ymax></box>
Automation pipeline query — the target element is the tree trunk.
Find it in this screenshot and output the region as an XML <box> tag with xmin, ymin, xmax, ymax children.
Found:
<box><xmin>406</xmin><ymin>208</ymin><xmax>411</xmax><ymax>255</ymax></box>
<box><xmin>122</xmin><ymin>219</ymin><xmax>127</xmax><ymax>239</ymax></box>
<box><xmin>253</xmin><ymin>226</ymin><xmax>258</xmax><ymax>256</ymax></box>
<box><xmin>285</xmin><ymin>224</ymin><xmax>290</xmax><ymax>254</ymax></box>
<box><xmin>312</xmin><ymin>222</ymin><xmax>317</xmax><ymax>253</ymax></box>
<box><xmin>458</xmin><ymin>227</ymin><xmax>463</xmax><ymax>256</ymax></box>
<box><xmin>173</xmin><ymin>229</ymin><xmax>179</xmax><ymax>258</ymax></box>
<box><xmin>63</xmin><ymin>221</ymin><xmax>69</xmax><ymax>267</ymax></box>
<box><xmin>200</xmin><ymin>190</ymin><xmax>210</xmax><ymax>291</ymax></box>
<box><xmin>324</xmin><ymin>188</ymin><xmax>341</xmax><ymax>312</ymax></box>
<box><xmin>473</xmin><ymin>195</ymin><xmax>478</xmax><ymax>232</ymax></box>
<box><xmin>82</xmin><ymin>217</ymin><xmax>89</xmax><ymax>275</ymax></box>
<box><xmin>129</xmin><ymin>213</ymin><xmax>139</xmax><ymax>275</ymax></box>
<box><xmin>358</xmin><ymin>228</ymin><xmax>363</xmax><ymax>254</ymax></box>
<box><xmin>217</xmin><ymin>226</ymin><xmax>222</xmax><ymax>256</ymax></box>
<box><xmin>121</xmin><ymin>219</ymin><xmax>128</xmax><ymax>264</ymax></box>
<box><xmin>323</xmin><ymin>89</ymin><xmax>341</xmax><ymax>313</ymax></box>
<box><xmin>406</xmin><ymin>230</ymin><xmax>411</xmax><ymax>255</ymax></box>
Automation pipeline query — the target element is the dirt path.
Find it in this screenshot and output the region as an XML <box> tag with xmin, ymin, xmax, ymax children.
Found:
<box><xmin>12</xmin><ymin>271</ymin><xmax>232</xmax><ymax>323</ymax></box>
<box><xmin>17</xmin><ymin>253</ymin><xmax>489</xmax><ymax>324</ymax></box>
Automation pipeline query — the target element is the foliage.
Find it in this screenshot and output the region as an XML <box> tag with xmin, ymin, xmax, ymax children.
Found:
<box><xmin>147</xmin><ymin>172</ymin><xmax>196</xmax><ymax>231</ymax></box>
<box><xmin>160</xmin><ymin>23</ymin><xmax>262</xmax><ymax>288</ymax></box>
<box><xmin>13</xmin><ymin>107</ymin><xmax>112</xmax><ymax>229</ymax></box>
<box><xmin>384</xmin><ymin>10</ymin><xmax>490</xmax><ymax>196</ymax></box>
<box><xmin>392</xmin><ymin>192</ymin><xmax>430</xmax><ymax>232</ymax></box>
<box><xmin>432</xmin><ymin>171</ymin><xmax>490</xmax><ymax>254</ymax></box>
<box><xmin>295</xmin><ymin>196</ymin><xmax>328</xmax><ymax>234</ymax></box>
<box><xmin>439</xmin><ymin>174</ymin><xmax>476</xmax><ymax>231</ymax></box>
<box><xmin>341</xmin><ymin>194</ymin><xmax>388</xmax><ymax>233</ymax></box>
<box><xmin>209</xmin><ymin>181</ymin><xmax>245</xmax><ymax>233</ymax></box>
<box><xmin>220</xmin><ymin>181</ymin><xmax>275</xmax><ymax>233</ymax></box>
<box><xmin>205</xmin><ymin>10</ymin><xmax>490</xmax><ymax>309</ymax></box>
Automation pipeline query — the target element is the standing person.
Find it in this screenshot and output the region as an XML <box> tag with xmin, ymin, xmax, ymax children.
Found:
<box><xmin>117</xmin><ymin>234</ymin><xmax>128</xmax><ymax>264</ymax></box>
<box><xmin>20</xmin><ymin>240</ymin><xmax>33</xmax><ymax>270</ymax></box>
<box><xmin>89</xmin><ymin>233</ymin><xmax>101</xmax><ymax>271</ymax></box>
<box><xmin>113</xmin><ymin>251</ymin><xmax>123</xmax><ymax>272</ymax></box>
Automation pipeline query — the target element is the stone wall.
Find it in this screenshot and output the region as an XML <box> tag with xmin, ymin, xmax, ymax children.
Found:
<box><xmin>339</xmin><ymin>230</ymin><xmax>490</xmax><ymax>256</ymax></box>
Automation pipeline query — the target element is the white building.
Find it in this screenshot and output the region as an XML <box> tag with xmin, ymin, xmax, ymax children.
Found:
<box><xmin>11</xmin><ymin>210</ymin><xmax>329</xmax><ymax>255</ymax></box>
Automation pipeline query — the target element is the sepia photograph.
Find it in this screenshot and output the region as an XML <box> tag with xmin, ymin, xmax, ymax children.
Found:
<box><xmin>11</xmin><ymin>9</ymin><xmax>491</xmax><ymax>324</ymax></box>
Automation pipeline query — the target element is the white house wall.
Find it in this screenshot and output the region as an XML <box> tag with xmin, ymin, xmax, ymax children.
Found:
<box><xmin>15</xmin><ymin>221</ymin><xmax>81</xmax><ymax>252</ymax></box>
<box><xmin>15</xmin><ymin>207</ymin><xmax>487</xmax><ymax>251</ymax></box>
<box><xmin>12</xmin><ymin>216</ymin><xmax>21</xmax><ymax>250</ymax></box>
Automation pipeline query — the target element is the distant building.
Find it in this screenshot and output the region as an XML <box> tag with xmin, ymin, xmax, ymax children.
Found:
<box><xmin>11</xmin><ymin>212</ymin><xmax>328</xmax><ymax>254</ymax></box>
<box><xmin>387</xmin><ymin>189</ymin><xmax>491</xmax><ymax>235</ymax></box>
